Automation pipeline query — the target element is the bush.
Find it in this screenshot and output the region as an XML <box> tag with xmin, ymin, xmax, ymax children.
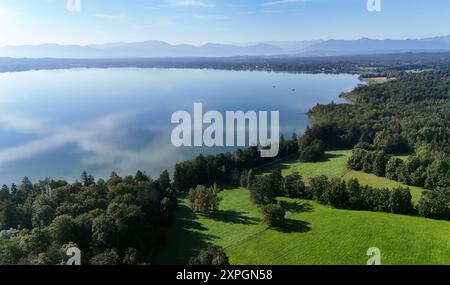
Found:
<box><xmin>389</xmin><ymin>187</ymin><xmax>413</xmax><ymax>214</ymax></box>
<box><xmin>300</xmin><ymin>140</ymin><xmax>326</xmax><ymax>162</ymax></box>
<box><xmin>249</xmin><ymin>175</ymin><xmax>277</xmax><ymax>206</ymax></box>
<box><xmin>385</xmin><ymin>158</ymin><xmax>403</xmax><ymax>181</ymax></box>
<box><xmin>309</xmin><ymin>175</ymin><xmax>330</xmax><ymax>203</ymax></box>
<box><xmin>417</xmin><ymin>188</ymin><xmax>450</xmax><ymax>219</ymax></box>
<box><xmin>283</xmin><ymin>172</ymin><xmax>306</xmax><ymax>198</ymax></box>
<box><xmin>373</xmin><ymin>151</ymin><xmax>390</xmax><ymax>177</ymax></box>
<box><xmin>187</xmin><ymin>185</ymin><xmax>222</xmax><ymax>214</ymax></box>
<box><xmin>189</xmin><ymin>245</ymin><xmax>229</xmax><ymax>265</ymax></box>
<box><xmin>90</xmin><ymin>248</ymin><xmax>121</xmax><ymax>265</ymax></box>
<box><xmin>346</xmin><ymin>179</ymin><xmax>362</xmax><ymax>210</ymax></box>
<box><xmin>324</xmin><ymin>178</ymin><xmax>348</xmax><ymax>209</ymax></box>
<box><xmin>261</xmin><ymin>203</ymin><xmax>286</xmax><ymax>228</ymax></box>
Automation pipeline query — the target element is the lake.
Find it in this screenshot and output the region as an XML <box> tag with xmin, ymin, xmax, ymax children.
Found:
<box><xmin>0</xmin><ymin>68</ymin><xmax>360</xmax><ymax>184</ymax></box>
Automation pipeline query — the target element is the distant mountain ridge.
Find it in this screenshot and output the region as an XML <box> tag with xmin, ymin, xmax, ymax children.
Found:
<box><xmin>0</xmin><ymin>36</ymin><xmax>449</xmax><ymax>58</ymax></box>
<box><xmin>301</xmin><ymin>36</ymin><xmax>450</xmax><ymax>56</ymax></box>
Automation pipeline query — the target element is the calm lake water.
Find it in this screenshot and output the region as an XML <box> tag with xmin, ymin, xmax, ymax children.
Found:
<box><xmin>0</xmin><ymin>68</ymin><xmax>360</xmax><ymax>184</ymax></box>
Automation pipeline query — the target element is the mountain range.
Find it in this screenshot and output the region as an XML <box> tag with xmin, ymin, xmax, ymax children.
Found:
<box><xmin>0</xmin><ymin>36</ymin><xmax>449</xmax><ymax>58</ymax></box>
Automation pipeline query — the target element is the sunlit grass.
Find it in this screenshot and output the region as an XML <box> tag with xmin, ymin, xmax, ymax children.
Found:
<box><xmin>154</xmin><ymin>188</ymin><xmax>450</xmax><ymax>265</ymax></box>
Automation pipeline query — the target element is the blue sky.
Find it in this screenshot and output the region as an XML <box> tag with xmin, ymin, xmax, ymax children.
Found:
<box><xmin>0</xmin><ymin>0</ymin><xmax>449</xmax><ymax>45</ymax></box>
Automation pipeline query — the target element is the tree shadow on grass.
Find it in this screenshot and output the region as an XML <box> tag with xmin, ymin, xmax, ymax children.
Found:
<box><xmin>277</xmin><ymin>219</ymin><xmax>312</xmax><ymax>233</ymax></box>
<box><xmin>256</xmin><ymin>155</ymin><xmax>299</xmax><ymax>173</ymax></box>
<box><xmin>323</xmin><ymin>152</ymin><xmax>345</xmax><ymax>161</ymax></box>
<box><xmin>206</xmin><ymin>210</ymin><xmax>259</xmax><ymax>225</ymax></box>
<box><xmin>280</xmin><ymin>200</ymin><xmax>314</xmax><ymax>213</ymax></box>
<box><xmin>274</xmin><ymin>201</ymin><xmax>313</xmax><ymax>233</ymax></box>
<box><xmin>151</xmin><ymin>203</ymin><xmax>218</xmax><ymax>265</ymax></box>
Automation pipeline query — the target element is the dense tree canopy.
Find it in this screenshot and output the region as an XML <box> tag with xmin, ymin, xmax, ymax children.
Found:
<box><xmin>0</xmin><ymin>171</ymin><xmax>176</xmax><ymax>265</ymax></box>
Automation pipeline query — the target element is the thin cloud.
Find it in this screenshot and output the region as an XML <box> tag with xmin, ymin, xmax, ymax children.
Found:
<box><xmin>0</xmin><ymin>114</ymin><xmax>50</xmax><ymax>134</ymax></box>
<box><xmin>164</xmin><ymin>0</ymin><xmax>212</xmax><ymax>7</ymax></box>
<box><xmin>0</xmin><ymin>6</ymin><xmax>19</xmax><ymax>18</ymax></box>
<box><xmin>93</xmin><ymin>13</ymin><xmax>127</xmax><ymax>21</ymax></box>
<box><xmin>263</xmin><ymin>0</ymin><xmax>306</xmax><ymax>6</ymax></box>
<box><xmin>236</xmin><ymin>11</ymin><xmax>254</xmax><ymax>16</ymax></box>
<box><xmin>193</xmin><ymin>14</ymin><xmax>229</xmax><ymax>20</ymax></box>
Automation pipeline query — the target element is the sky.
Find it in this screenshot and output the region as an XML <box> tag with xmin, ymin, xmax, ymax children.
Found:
<box><xmin>0</xmin><ymin>0</ymin><xmax>449</xmax><ymax>46</ymax></box>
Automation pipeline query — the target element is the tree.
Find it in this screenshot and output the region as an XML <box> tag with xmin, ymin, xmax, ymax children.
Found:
<box><xmin>229</xmin><ymin>168</ymin><xmax>241</xmax><ymax>186</ymax></box>
<box><xmin>34</xmin><ymin>242</ymin><xmax>65</xmax><ymax>265</ymax></box>
<box><xmin>417</xmin><ymin>187</ymin><xmax>450</xmax><ymax>219</ymax></box>
<box><xmin>17</xmin><ymin>228</ymin><xmax>51</xmax><ymax>255</ymax></box>
<box><xmin>1</xmin><ymin>185</ymin><xmax>9</xmax><ymax>195</ymax></box>
<box><xmin>261</xmin><ymin>203</ymin><xmax>286</xmax><ymax>227</ymax></box>
<box><xmin>158</xmin><ymin>170</ymin><xmax>171</xmax><ymax>190</ymax></box>
<box><xmin>81</xmin><ymin>171</ymin><xmax>95</xmax><ymax>187</ymax></box>
<box><xmin>106</xmin><ymin>202</ymin><xmax>146</xmax><ymax>250</ymax></box>
<box><xmin>424</xmin><ymin>159</ymin><xmax>450</xmax><ymax>190</ymax></box>
<box><xmin>283</xmin><ymin>172</ymin><xmax>306</xmax><ymax>198</ymax></box>
<box><xmin>135</xmin><ymin>170</ymin><xmax>150</xmax><ymax>182</ymax></box>
<box><xmin>346</xmin><ymin>179</ymin><xmax>362</xmax><ymax>210</ymax></box>
<box><xmin>374</xmin><ymin>188</ymin><xmax>391</xmax><ymax>212</ymax></box>
<box><xmin>240</xmin><ymin>169</ymin><xmax>249</xmax><ymax>188</ymax></box>
<box><xmin>410</xmin><ymin>166</ymin><xmax>427</xmax><ymax>187</ymax></box>
<box><xmin>348</xmin><ymin>148</ymin><xmax>367</xmax><ymax>171</ymax></box>
<box><xmin>19</xmin><ymin>177</ymin><xmax>33</xmax><ymax>193</ymax></box>
<box><xmin>385</xmin><ymin>158</ymin><xmax>403</xmax><ymax>181</ymax></box>
<box><xmin>92</xmin><ymin>215</ymin><xmax>117</xmax><ymax>250</ymax></box>
<box><xmin>0</xmin><ymin>200</ymin><xmax>18</xmax><ymax>230</ymax></box>
<box><xmin>90</xmin><ymin>248</ymin><xmax>121</xmax><ymax>265</ymax></box>
<box><xmin>0</xmin><ymin>240</ymin><xmax>23</xmax><ymax>265</ymax></box>
<box><xmin>373</xmin><ymin>151</ymin><xmax>390</xmax><ymax>177</ymax></box>
<box><xmin>389</xmin><ymin>187</ymin><xmax>413</xmax><ymax>214</ymax></box>
<box><xmin>107</xmin><ymin>172</ymin><xmax>122</xmax><ymax>188</ymax></box>
<box><xmin>187</xmin><ymin>185</ymin><xmax>222</xmax><ymax>214</ymax></box>
<box><xmin>249</xmin><ymin>176</ymin><xmax>276</xmax><ymax>205</ymax></box>
<box><xmin>270</xmin><ymin>169</ymin><xmax>283</xmax><ymax>196</ymax></box>
<box><xmin>189</xmin><ymin>245</ymin><xmax>229</xmax><ymax>265</ymax></box>
<box><xmin>32</xmin><ymin>205</ymin><xmax>55</xmax><ymax>228</ymax></box>
<box><xmin>309</xmin><ymin>175</ymin><xmax>330</xmax><ymax>203</ymax></box>
<box><xmin>324</xmin><ymin>178</ymin><xmax>348</xmax><ymax>208</ymax></box>
<box><xmin>299</xmin><ymin>139</ymin><xmax>326</xmax><ymax>162</ymax></box>
<box><xmin>247</xmin><ymin>169</ymin><xmax>255</xmax><ymax>189</ymax></box>
<box><xmin>73</xmin><ymin>214</ymin><xmax>93</xmax><ymax>251</ymax></box>
<box><xmin>49</xmin><ymin>215</ymin><xmax>76</xmax><ymax>245</ymax></box>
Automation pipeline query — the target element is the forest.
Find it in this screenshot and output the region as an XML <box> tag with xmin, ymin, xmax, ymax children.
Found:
<box><xmin>0</xmin><ymin>171</ymin><xmax>177</xmax><ymax>265</ymax></box>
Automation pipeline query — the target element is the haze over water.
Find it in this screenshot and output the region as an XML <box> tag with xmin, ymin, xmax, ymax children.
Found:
<box><xmin>0</xmin><ymin>68</ymin><xmax>360</xmax><ymax>184</ymax></box>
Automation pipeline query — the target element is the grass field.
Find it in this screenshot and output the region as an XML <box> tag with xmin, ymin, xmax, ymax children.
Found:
<box><xmin>343</xmin><ymin>171</ymin><xmax>425</xmax><ymax>204</ymax></box>
<box><xmin>152</xmin><ymin>150</ymin><xmax>447</xmax><ymax>265</ymax></box>
<box><xmin>258</xmin><ymin>150</ymin><xmax>426</xmax><ymax>203</ymax></box>
<box><xmin>153</xmin><ymin>188</ymin><xmax>450</xmax><ymax>265</ymax></box>
<box><xmin>362</xmin><ymin>77</ymin><xmax>391</xmax><ymax>84</ymax></box>
<box><xmin>258</xmin><ymin>150</ymin><xmax>352</xmax><ymax>180</ymax></box>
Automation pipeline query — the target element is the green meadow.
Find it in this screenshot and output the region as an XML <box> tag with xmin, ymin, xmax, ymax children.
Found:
<box><xmin>153</xmin><ymin>150</ymin><xmax>448</xmax><ymax>265</ymax></box>
<box><xmin>257</xmin><ymin>150</ymin><xmax>352</xmax><ymax>180</ymax></box>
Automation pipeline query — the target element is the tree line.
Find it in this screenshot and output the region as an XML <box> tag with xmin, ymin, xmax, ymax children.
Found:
<box><xmin>348</xmin><ymin>146</ymin><xmax>450</xmax><ymax>190</ymax></box>
<box><xmin>248</xmin><ymin>170</ymin><xmax>450</xmax><ymax>220</ymax></box>
<box><xmin>173</xmin><ymin>135</ymin><xmax>299</xmax><ymax>192</ymax></box>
